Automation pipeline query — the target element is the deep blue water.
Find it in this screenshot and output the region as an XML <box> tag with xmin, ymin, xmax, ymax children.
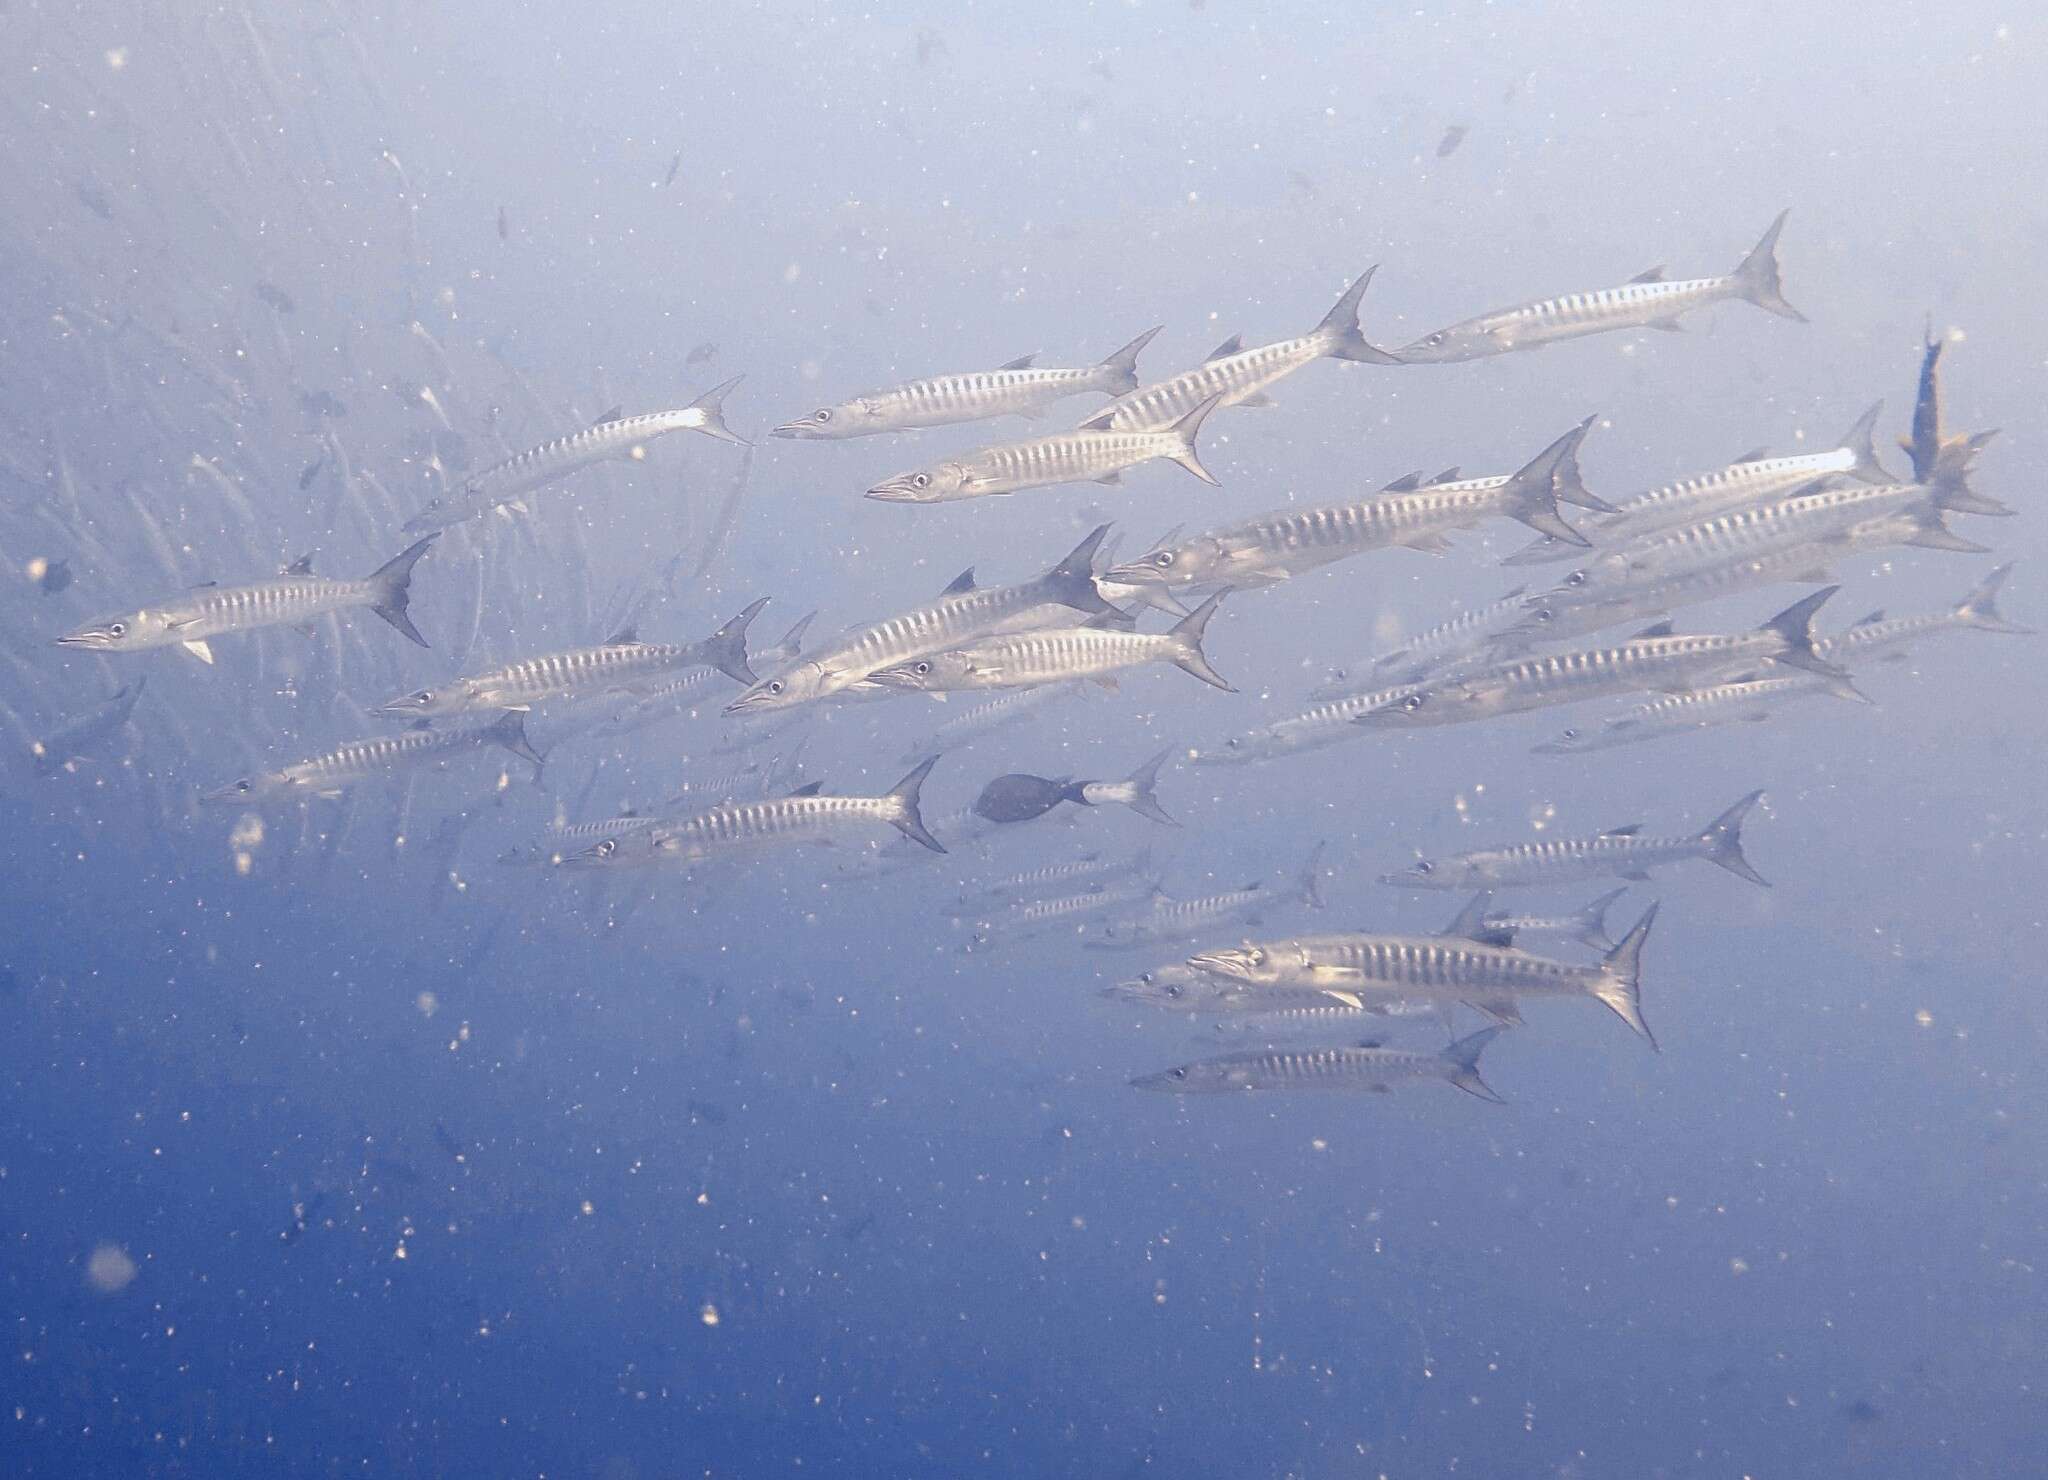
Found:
<box><xmin>2</xmin><ymin>3</ymin><xmax>2044</xmax><ymax>1476</ymax></box>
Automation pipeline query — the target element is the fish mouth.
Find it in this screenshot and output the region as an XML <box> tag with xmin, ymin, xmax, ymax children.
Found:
<box><xmin>1377</xmin><ymin>869</ymin><xmax>1438</xmax><ymax>887</ymax></box>
<box><xmin>723</xmin><ymin>685</ymin><xmax>795</xmax><ymax>715</ymax></box>
<box><xmin>200</xmin><ymin>783</ymin><xmax>255</xmax><ymax>804</ymax></box>
<box><xmin>864</xmin><ymin>480</ymin><xmax>929</xmax><ymax>503</ymax></box>
<box><xmin>864</xmin><ymin>664</ymin><xmax>929</xmax><ymax>690</ymax></box>
<box><xmin>51</xmin><ymin>634</ymin><xmax>99</xmax><ymax>648</ymax></box>
<box><xmin>1101</xmin><ymin>561</ymin><xmax>1171</xmax><ymax>588</ymax></box>
<box><xmin>769</xmin><ymin>418</ymin><xmax>827</xmax><ymax>439</ymax></box>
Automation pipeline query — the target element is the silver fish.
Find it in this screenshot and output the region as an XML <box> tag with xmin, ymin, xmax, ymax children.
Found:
<box><xmin>1482</xmin><ymin>887</ymin><xmax>1629</xmax><ymax>951</ymax></box>
<box><xmin>403</xmin><ymin>378</ymin><xmax>747</xmax><ymax>531</ymax></box>
<box><xmin>1531</xmin><ymin>676</ymin><xmax>1841</xmax><ymax>754</ymax></box>
<box><xmin>1104</xmin><ymin>419</ymin><xmax>1602</xmax><ymax>596</ymax></box>
<box><xmin>1308</xmin><ymin>587</ymin><xmax>1535</xmax><ymax>697</ymax></box>
<box><xmin>204</xmin><ymin>713</ymin><xmax>543</xmax><ymax>804</ymax></box>
<box><xmin>565</xmin><ymin>757</ymin><xmax>943</xmax><ymax>869</ymax></box>
<box><xmin>377</xmin><ymin>600</ymin><xmax>766</xmax><ymax>720</ymax></box>
<box><xmin>1815</xmin><ymin>562</ymin><xmax>2030</xmax><ymax>664</ymax></box>
<box><xmin>727</xmin><ymin>525</ymin><xmax>1115</xmax><ymax>712</ymax></box>
<box><xmin>1132</xmin><ymin>1028</ymin><xmax>1506</xmax><ymax>1100</ymax></box>
<box><xmin>866</xmin><ymin>394</ymin><xmax>1223</xmax><ymax>503</ymax></box>
<box><xmin>868</xmin><ymin>593</ymin><xmax>1233</xmax><ymax>693</ymax></box>
<box><xmin>589</xmin><ymin>611</ymin><xmax>817</xmax><ymax>739</ymax></box>
<box><xmin>1383</xmin><ymin>792</ymin><xmax>1767</xmax><ymax>891</ymax></box>
<box><xmin>56</xmin><ymin>539</ymin><xmax>436</xmax><ymax>663</ymax></box>
<box><xmin>770</xmin><ymin>328</ymin><xmax>1162</xmax><ymax>438</ymax></box>
<box><xmin>1193</xmin><ymin>684</ymin><xmax>1408</xmax><ymax>767</ymax></box>
<box><xmin>1361</xmin><ymin>589</ymin><xmax>1857</xmax><ymax>729</ymax></box>
<box><xmin>1086</xmin><ymin>841</ymin><xmax>1326</xmax><ymax>949</ymax></box>
<box><xmin>1080</xmin><ymin>269</ymin><xmax>1399</xmax><ymax>431</ymax></box>
<box><xmin>1394</xmin><ymin>210</ymin><xmax>1803</xmax><ymax>363</ymax></box>
<box><xmin>1188</xmin><ymin>899</ymin><xmax>1660</xmax><ymax>1046</ymax></box>
<box><xmin>955</xmin><ymin>846</ymin><xmax>1156</xmax><ymax>913</ymax></box>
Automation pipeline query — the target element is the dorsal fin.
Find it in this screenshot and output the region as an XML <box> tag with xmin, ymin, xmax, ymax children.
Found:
<box><xmin>1732</xmin><ymin>446</ymin><xmax>1771</xmax><ymax>463</ymax></box>
<box><xmin>1205</xmin><ymin>334</ymin><xmax>1244</xmax><ymax>361</ymax></box>
<box><xmin>1427</xmin><ymin>467</ymin><xmax>1463</xmax><ymax>485</ymax></box>
<box><xmin>1353</xmin><ymin>1037</ymin><xmax>1387</xmax><ymax>1050</ymax></box>
<box><xmin>1601</xmin><ymin>823</ymin><xmax>1643</xmax><ymax>837</ymax></box>
<box><xmin>1077</xmin><ymin>407</ymin><xmax>1115</xmax><ymax>431</ymax></box>
<box><xmin>941</xmin><ymin>567</ymin><xmax>977</xmax><ymax>596</ymax></box>
<box><xmin>1628</xmin><ymin>266</ymin><xmax>1667</xmax><ymax>284</ymax></box>
<box><xmin>1241</xmin><ymin>880</ymin><xmax>1264</xmax><ymax>892</ymax></box>
<box><xmin>1854</xmin><ymin>609</ymin><xmax>1887</xmax><ymax>626</ymax></box>
<box><xmin>787</xmin><ymin>780</ymin><xmax>825</xmax><ymax>797</ymax></box>
<box><xmin>1081</xmin><ymin>605</ymin><xmax>1138</xmax><ymax>632</ymax></box>
<box><xmin>998</xmin><ymin>354</ymin><xmax>1037</xmax><ymax>371</ymax></box>
<box><xmin>285</xmin><ymin>553</ymin><xmax>315</xmax><ymax>576</ymax></box>
<box><xmin>1381</xmin><ymin>471</ymin><xmax>1426</xmax><ymax>493</ymax></box>
<box><xmin>595</xmin><ymin>405</ymin><xmax>625</xmax><ymax>425</ymax></box>
<box><xmin>187</xmin><ymin>581</ymin><xmax>219</xmax><ymax>590</ymax></box>
<box><xmin>603</xmin><ymin>624</ymin><xmax>639</xmax><ymax>645</ymax></box>
<box><xmin>1441</xmin><ymin>891</ymin><xmax>1513</xmax><ymax>947</ymax></box>
<box><xmin>1630</xmin><ymin>619</ymin><xmax>1676</xmax><ymax>639</ymax></box>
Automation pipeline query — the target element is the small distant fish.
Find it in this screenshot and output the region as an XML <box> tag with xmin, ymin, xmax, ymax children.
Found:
<box><xmin>431</xmin><ymin>1120</ymin><xmax>467</xmax><ymax>1162</ymax></box>
<box><xmin>662</xmin><ymin>151</ymin><xmax>682</xmax><ymax>188</ymax></box>
<box><xmin>867</xmin><ymin>395</ymin><xmax>1223</xmax><ymax>503</ymax></box>
<box><xmin>74</xmin><ymin>181</ymin><xmax>114</xmax><ymax>220</ymax></box>
<box><xmin>31</xmin><ymin>679</ymin><xmax>146</xmax><ymax>777</ymax></box>
<box><xmin>1134</xmin><ymin>1029</ymin><xmax>1505</xmax><ymax>1100</ymax></box>
<box><xmin>1383</xmin><ymin>792</ymin><xmax>1769</xmax><ymax>892</ymax></box>
<box><xmin>686</xmin><ymin>341</ymin><xmax>719</xmax><ymax>367</ymax></box>
<box><xmin>297</xmin><ymin>456</ymin><xmax>324</xmax><ymax>490</ymax></box>
<box><xmin>203</xmin><ymin>712</ymin><xmax>542</xmax><ymax>804</ymax></box>
<box><xmin>1395</xmin><ymin>210</ymin><xmax>1805</xmax><ymax>363</ymax></box>
<box><xmin>1436</xmin><ymin>124</ymin><xmax>1469</xmax><ymax>158</ymax></box>
<box><xmin>254</xmin><ymin>280</ymin><xmax>296</xmax><ymax>313</ymax></box>
<box><xmin>870</xmin><ymin>594</ymin><xmax>1235</xmax><ymax>694</ymax></box>
<box><xmin>33</xmin><ymin>557</ymin><xmax>73</xmax><ymax>596</ymax></box>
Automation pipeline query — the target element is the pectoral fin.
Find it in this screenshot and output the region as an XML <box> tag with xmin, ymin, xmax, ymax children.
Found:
<box><xmin>180</xmin><ymin>639</ymin><xmax>215</xmax><ymax>664</ymax></box>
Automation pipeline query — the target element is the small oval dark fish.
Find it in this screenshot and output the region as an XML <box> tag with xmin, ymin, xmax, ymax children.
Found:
<box><xmin>37</xmin><ymin>558</ymin><xmax>72</xmax><ymax>595</ymax></box>
<box><xmin>662</xmin><ymin>151</ymin><xmax>682</xmax><ymax>188</ymax></box>
<box><xmin>1436</xmin><ymin>124</ymin><xmax>1469</xmax><ymax>158</ymax></box>
<box><xmin>973</xmin><ymin>773</ymin><xmax>1072</xmax><ymax>825</ymax></box>
<box><xmin>298</xmin><ymin>456</ymin><xmax>325</xmax><ymax>490</ymax></box>
<box><xmin>497</xmin><ymin>205</ymin><xmax>509</xmax><ymax>241</ymax></box>
<box><xmin>254</xmin><ymin>280</ymin><xmax>296</xmax><ymax>313</ymax></box>
<box><xmin>686</xmin><ymin>341</ymin><xmax>719</xmax><ymax>367</ymax></box>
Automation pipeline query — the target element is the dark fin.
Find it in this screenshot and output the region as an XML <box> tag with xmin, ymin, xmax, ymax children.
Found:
<box><xmin>1544</xmin><ymin>412</ymin><xmax>1614</xmax><ymax>513</ymax></box>
<box><xmin>1854</xmin><ymin>609</ymin><xmax>1887</xmax><ymax>627</ymax></box>
<box><xmin>1237</xmin><ymin>392</ymin><xmax>1278</xmax><ymax>408</ymax></box>
<box><xmin>998</xmin><ymin>354</ymin><xmax>1038</xmax><ymax>371</ymax></box>
<box><xmin>1097</xmin><ymin>326</ymin><xmax>1163</xmax><ymax>395</ymax></box>
<box><xmin>603</xmin><ymin>623</ymin><xmax>639</xmax><ymax>645</ymax></box>
<box><xmin>1076</xmin><ymin>406</ymin><xmax>1116</xmax><ymax>431</ymax></box>
<box><xmin>1205</xmin><ymin>333</ymin><xmax>1244</xmax><ymax>361</ymax></box>
<box><xmin>1569</xmin><ymin>887</ymin><xmax>1628</xmax><ymax>951</ymax></box>
<box><xmin>363</xmin><ymin>534</ymin><xmax>437</xmax><ymax>648</ymax></box>
<box><xmin>787</xmin><ymin>780</ymin><xmax>826</xmax><ymax>797</ymax></box>
<box><xmin>1500</xmin><ymin>421</ymin><xmax>1597</xmax><ymax>545</ymax></box>
<box><xmin>1440</xmin><ymin>1028</ymin><xmax>1506</xmax><ymax>1103</ymax></box>
<box><xmin>1601</xmin><ymin>824</ymin><xmax>1643</xmax><ymax>837</ymax></box>
<box><xmin>1903</xmin><ymin>513</ymin><xmax>1992</xmax><ymax>554</ymax></box>
<box><xmin>1093</xmin><ymin>471</ymin><xmax>1124</xmax><ymax>486</ymax></box>
<box><xmin>1955</xmin><ymin>562</ymin><xmax>2031</xmax><ymax>634</ymax></box>
<box><xmin>1399</xmin><ymin>533</ymin><xmax>1454</xmax><ymax>555</ymax></box>
<box><xmin>685</xmin><ymin>374</ymin><xmax>749</xmax><ymax>445</ymax></box>
<box><xmin>595</xmin><ymin>405</ymin><xmax>625</xmax><ymax>425</ymax></box>
<box><xmin>1046</xmin><ymin>523</ymin><xmax>1117</xmax><ymax>616</ymax></box>
<box><xmin>1167</xmin><ymin>592</ymin><xmax>1234</xmax><ymax>690</ymax></box>
<box><xmin>1469</xmin><ymin>997</ymin><xmax>1525</xmax><ymax>1027</ymax></box>
<box><xmin>1295</xmin><ymin>840</ymin><xmax>1327</xmax><ymax>909</ymax></box>
<box><xmin>1758</xmin><ymin>586</ymin><xmax>1852</xmax><ymax>685</ymax></box>
<box><xmin>1593</xmin><ymin>905</ymin><xmax>1660</xmax><ymax>1049</ymax></box>
<box><xmin>1315</xmin><ymin>266</ymin><xmax>1403</xmax><ymax>364</ymax></box>
<box><xmin>1119</xmin><ymin>747</ymin><xmax>1179</xmax><ymax>827</ymax></box>
<box><xmin>1080</xmin><ymin>605</ymin><xmax>1140</xmax><ymax>632</ymax></box>
<box><xmin>1695</xmin><ymin>790</ymin><xmax>1769</xmax><ymax>887</ymax></box>
<box><xmin>1163</xmin><ymin>394</ymin><xmax>1224</xmax><ymax>487</ymax></box>
<box><xmin>1627</xmin><ymin>266</ymin><xmax>1667</xmax><ymax>284</ymax></box>
<box><xmin>1441</xmin><ymin>891</ymin><xmax>1512</xmax><ymax>948</ymax></box>
<box><xmin>941</xmin><ymin>567</ymin><xmax>977</xmax><ymax>597</ymax></box>
<box><xmin>1648</xmin><ymin>319</ymin><xmax>1686</xmax><ymax>333</ymax></box>
<box><xmin>701</xmin><ymin>596</ymin><xmax>770</xmax><ymax>685</ymax></box>
<box><xmin>1839</xmin><ymin>400</ymin><xmax>1891</xmax><ymax>484</ymax></box>
<box><xmin>1733</xmin><ymin>447</ymin><xmax>1772</xmax><ymax>464</ymax></box>
<box><xmin>1731</xmin><ymin>208</ymin><xmax>1805</xmax><ymax>322</ymax></box>
<box><xmin>286</xmin><ymin>553</ymin><xmax>316</xmax><ymax>576</ymax></box>
<box><xmin>1618</xmin><ymin>867</ymin><xmax>1654</xmax><ymax>881</ymax></box>
<box><xmin>484</xmin><ymin>711</ymin><xmax>547</xmax><ymax>782</ymax></box>
<box><xmin>778</xmin><ymin>610</ymin><xmax>819</xmax><ymax>653</ymax></box>
<box><xmin>1631</xmin><ymin>619</ymin><xmax>1676</xmax><ymax>639</ymax></box>
<box><xmin>1428</xmin><ymin>467</ymin><xmax>1463</xmax><ymax>484</ymax></box>
<box><xmin>1382</xmin><ymin>471</ymin><xmax>1427</xmax><ymax>493</ymax></box>
<box><xmin>884</xmin><ymin>756</ymin><xmax>946</xmax><ymax>853</ymax></box>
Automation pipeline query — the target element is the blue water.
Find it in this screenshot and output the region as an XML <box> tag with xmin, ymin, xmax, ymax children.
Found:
<box><xmin>3</xmin><ymin>4</ymin><xmax>2044</xmax><ymax>1476</ymax></box>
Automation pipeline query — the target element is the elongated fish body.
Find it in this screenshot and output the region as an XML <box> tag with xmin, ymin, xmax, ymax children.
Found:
<box><xmin>588</xmin><ymin>614</ymin><xmax>814</xmax><ymax>739</ymax></box>
<box><xmin>1082</xmin><ymin>269</ymin><xmax>1397</xmax><ymax>432</ymax></box>
<box><xmin>1132</xmin><ymin>1029</ymin><xmax>1506</xmax><ymax>1099</ymax></box>
<box><xmin>1195</xmin><ymin>685</ymin><xmax>1407</xmax><ymax>766</ymax></box>
<box><xmin>1187</xmin><ymin>907</ymin><xmax>1658</xmax><ymax>1046</ymax></box>
<box><xmin>729</xmin><ymin>526</ymin><xmax>1115</xmax><ymax>712</ymax></box>
<box><xmin>1504</xmin><ymin>405</ymin><xmax>1890</xmax><ymax>565</ymax></box>
<box><xmin>1363</xmin><ymin>588</ymin><xmax>1850</xmax><ymax>729</ymax></box>
<box><xmin>872</xmin><ymin>594</ymin><xmax>1233</xmax><ymax>695</ymax></box>
<box><xmin>1108</xmin><ymin>420</ymin><xmax>1599</xmax><ymax>595</ymax></box>
<box><xmin>955</xmin><ymin>847</ymin><xmax>1151</xmax><ymax>912</ymax></box>
<box><xmin>975</xmin><ymin>879</ymin><xmax>1159</xmax><ymax>938</ymax></box>
<box><xmin>770</xmin><ymin>328</ymin><xmax>1161</xmax><ymax>438</ymax></box>
<box><xmin>1533</xmin><ymin>676</ymin><xmax>1835</xmax><ymax>754</ymax></box>
<box><xmin>1383</xmin><ymin>791</ymin><xmax>1766</xmax><ymax>892</ymax></box>
<box><xmin>569</xmin><ymin>758</ymin><xmax>943</xmax><ymax>870</ymax></box>
<box><xmin>380</xmin><ymin>600</ymin><xmax>766</xmax><ymax>720</ymax></box>
<box><xmin>1482</xmin><ymin>888</ymin><xmax>1629</xmax><ymax>951</ymax></box>
<box><xmin>57</xmin><ymin>539</ymin><xmax>437</xmax><ymax>660</ymax></box>
<box><xmin>403</xmin><ymin>379</ymin><xmax>746</xmax><ymax>531</ymax></box>
<box><xmin>866</xmin><ymin>394</ymin><xmax>1222</xmax><ymax>503</ymax></box>
<box><xmin>1085</xmin><ymin>884</ymin><xmax>1268</xmax><ymax>948</ymax></box>
<box><xmin>32</xmin><ymin>679</ymin><xmax>145</xmax><ymax>776</ymax></box>
<box><xmin>503</xmin><ymin>813</ymin><xmax>665</xmax><ymax>867</ymax></box>
<box><xmin>1307</xmin><ymin>589</ymin><xmax>1532</xmax><ymax>697</ymax></box>
<box><xmin>203</xmin><ymin>713</ymin><xmax>540</xmax><ymax>804</ymax></box>
<box><xmin>1394</xmin><ymin>210</ymin><xmax>1803</xmax><ymax>364</ymax></box>
<box><xmin>896</xmin><ymin>680</ymin><xmax>1081</xmax><ymax>765</ymax></box>
<box><xmin>1815</xmin><ymin>563</ymin><xmax>2029</xmax><ymax>665</ymax></box>
<box><xmin>1101</xmin><ymin>965</ymin><xmax>1246</xmax><ymax>1008</ymax></box>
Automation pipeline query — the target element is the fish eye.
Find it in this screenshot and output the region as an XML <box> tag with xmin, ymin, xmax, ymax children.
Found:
<box><xmin>109</xmin><ymin>622</ymin><xmax>126</xmax><ymax>636</ymax></box>
<box><xmin>1534</xmin><ymin>609</ymin><xmax>1554</xmax><ymax>624</ymax></box>
<box><xmin>1170</xmin><ymin>1067</ymin><xmax>1188</xmax><ymax>1080</ymax></box>
<box><xmin>1402</xmin><ymin>694</ymin><xmax>1425</xmax><ymax>711</ymax></box>
<box><xmin>596</xmin><ymin>840</ymin><xmax>615</xmax><ymax>857</ymax></box>
<box><xmin>1165</xmin><ymin>983</ymin><xmax>1183</xmax><ymax>999</ymax></box>
<box><xmin>1427</xmin><ymin>332</ymin><xmax>1445</xmax><ymax>345</ymax></box>
<box><xmin>416</xmin><ymin>691</ymin><xmax>433</xmax><ymax>703</ymax></box>
<box><xmin>766</xmin><ymin>680</ymin><xmax>784</xmax><ymax>695</ymax></box>
<box><xmin>1561</xmin><ymin>727</ymin><xmax>1580</xmax><ymax>740</ymax></box>
<box><xmin>1416</xmin><ymin>861</ymin><xmax>1433</xmax><ymax>874</ymax></box>
<box><xmin>1249</xmin><ymin>949</ymin><xmax>1266</xmax><ymax>967</ymax></box>
<box><xmin>1225</xmin><ymin>737</ymin><xmax>1241</xmax><ymax>748</ymax></box>
<box><xmin>235</xmin><ymin>779</ymin><xmax>250</xmax><ymax>793</ymax></box>
<box><xmin>913</xmin><ymin>661</ymin><xmax>931</xmax><ymax>676</ymax></box>
<box><xmin>815</xmin><ymin>408</ymin><xmax>832</xmax><ymax>422</ymax></box>
<box><xmin>913</xmin><ymin>473</ymin><xmax>930</xmax><ymax>489</ymax></box>
<box><xmin>1154</xmin><ymin>552</ymin><xmax>1175</xmax><ymax>567</ymax></box>
<box><xmin>1564</xmin><ymin>571</ymin><xmax>1587</xmax><ymax>588</ymax></box>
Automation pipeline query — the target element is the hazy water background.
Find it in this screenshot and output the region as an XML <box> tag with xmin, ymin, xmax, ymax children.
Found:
<box><xmin>2</xmin><ymin>2</ymin><xmax>2044</xmax><ymax>1475</ymax></box>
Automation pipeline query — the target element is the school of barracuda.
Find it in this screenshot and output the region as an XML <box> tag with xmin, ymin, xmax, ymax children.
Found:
<box><xmin>9</xmin><ymin>35</ymin><xmax>2028</xmax><ymax>1113</ymax></box>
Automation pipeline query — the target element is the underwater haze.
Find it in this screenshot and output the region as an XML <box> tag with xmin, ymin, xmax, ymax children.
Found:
<box><xmin>3</xmin><ymin>2</ymin><xmax>2045</xmax><ymax>1476</ymax></box>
